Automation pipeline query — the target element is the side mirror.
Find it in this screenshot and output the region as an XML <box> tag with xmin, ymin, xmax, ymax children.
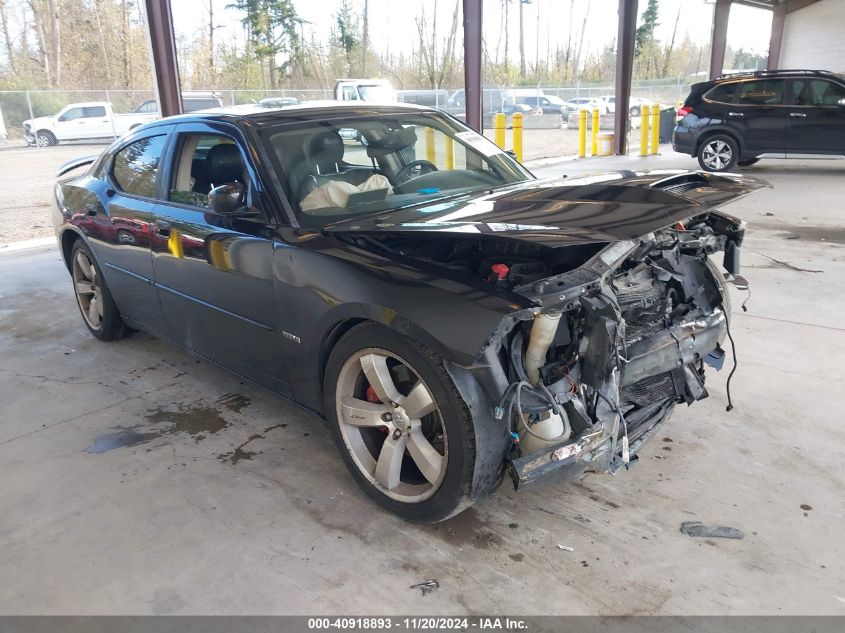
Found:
<box><xmin>505</xmin><ymin>149</ymin><xmax>518</xmax><ymax>160</ymax></box>
<box><xmin>208</xmin><ymin>182</ymin><xmax>246</xmax><ymax>215</ymax></box>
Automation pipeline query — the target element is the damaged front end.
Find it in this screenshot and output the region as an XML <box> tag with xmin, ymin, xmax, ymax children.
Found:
<box><xmin>446</xmin><ymin>207</ymin><xmax>747</xmax><ymax>495</ymax></box>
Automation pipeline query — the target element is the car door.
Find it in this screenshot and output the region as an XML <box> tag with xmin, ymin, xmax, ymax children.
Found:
<box><xmin>87</xmin><ymin>128</ymin><xmax>172</xmax><ymax>334</ymax></box>
<box><xmin>787</xmin><ymin>78</ymin><xmax>845</xmax><ymax>156</ymax></box>
<box><xmin>731</xmin><ymin>79</ymin><xmax>789</xmax><ymax>156</ymax></box>
<box><xmin>82</xmin><ymin>105</ymin><xmax>113</xmax><ymax>138</ymax></box>
<box><xmin>150</xmin><ymin>123</ymin><xmax>290</xmax><ymax>396</ymax></box>
<box><xmin>53</xmin><ymin>106</ymin><xmax>86</xmax><ymax>141</ymax></box>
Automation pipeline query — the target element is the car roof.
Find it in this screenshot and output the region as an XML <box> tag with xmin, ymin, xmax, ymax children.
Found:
<box><xmin>140</xmin><ymin>100</ymin><xmax>435</xmax><ymax>131</ymax></box>
<box><xmin>711</xmin><ymin>69</ymin><xmax>844</xmax><ymax>84</ymax></box>
<box><xmin>63</xmin><ymin>102</ymin><xmax>110</xmax><ymax>108</ymax></box>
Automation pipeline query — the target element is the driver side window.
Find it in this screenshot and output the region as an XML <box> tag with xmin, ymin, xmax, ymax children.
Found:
<box><xmin>59</xmin><ymin>107</ymin><xmax>83</xmax><ymax>122</ymax></box>
<box><xmin>169</xmin><ymin>134</ymin><xmax>247</xmax><ymax>209</ymax></box>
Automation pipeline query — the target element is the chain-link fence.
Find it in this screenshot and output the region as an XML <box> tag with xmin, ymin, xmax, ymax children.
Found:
<box><xmin>0</xmin><ymin>80</ymin><xmax>692</xmax><ymax>144</ymax></box>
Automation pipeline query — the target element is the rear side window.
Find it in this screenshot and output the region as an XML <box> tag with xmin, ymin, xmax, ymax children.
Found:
<box><xmin>112</xmin><ymin>135</ymin><xmax>167</xmax><ymax>198</ymax></box>
<box><xmin>737</xmin><ymin>80</ymin><xmax>784</xmax><ymax>105</ymax></box>
<box><xmin>792</xmin><ymin>79</ymin><xmax>845</xmax><ymax>106</ymax></box>
<box><xmin>705</xmin><ymin>83</ymin><xmax>740</xmax><ymax>104</ymax></box>
<box><xmin>182</xmin><ymin>98</ymin><xmax>221</xmax><ymax>112</ymax></box>
<box><xmin>84</xmin><ymin>106</ymin><xmax>106</xmax><ymax>118</ymax></box>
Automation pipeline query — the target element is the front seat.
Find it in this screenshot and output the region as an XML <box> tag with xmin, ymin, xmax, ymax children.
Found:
<box><xmin>206</xmin><ymin>143</ymin><xmax>244</xmax><ymax>189</ymax></box>
<box><xmin>297</xmin><ymin>130</ymin><xmax>374</xmax><ymax>200</ymax></box>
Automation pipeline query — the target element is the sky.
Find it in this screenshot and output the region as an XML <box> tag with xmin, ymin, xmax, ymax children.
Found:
<box><xmin>171</xmin><ymin>0</ymin><xmax>774</xmax><ymax>61</ymax></box>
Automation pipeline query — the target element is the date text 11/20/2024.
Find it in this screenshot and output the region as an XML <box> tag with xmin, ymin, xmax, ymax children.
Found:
<box><xmin>307</xmin><ymin>617</ymin><xmax>528</xmax><ymax>630</ymax></box>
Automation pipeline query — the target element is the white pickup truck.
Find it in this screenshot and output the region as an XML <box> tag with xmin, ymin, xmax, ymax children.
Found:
<box><xmin>23</xmin><ymin>101</ymin><xmax>156</xmax><ymax>147</ymax></box>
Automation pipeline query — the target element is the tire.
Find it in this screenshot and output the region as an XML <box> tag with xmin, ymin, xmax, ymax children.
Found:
<box><xmin>36</xmin><ymin>130</ymin><xmax>57</xmax><ymax>147</ymax></box>
<box><xmin>737</xmin><ymin>158</ymin><xmax>759</xmax><ymax>167</ymax></box>
<box><xmin>116</xmin><ymin>229</ymin><xmax>136</xmax><ymax>244</ymax></box>
<box><xmin>324</xmin><ymin>322</ymin><xmax>475</xmax><ymax>523</ymax></box>
<box><xmin>70</xmin><ymin>240</ymin><xmax>126</xmax><ymax>341</ymax></box>
<box><xmin>630</xmin><ymin>106</ymin><xmax>641</xmax><ymax>117</ymax></box>
<box><xmin>697</xmin><ymin>134</ymin><xmax>739</xmax><ymax>171</ymax></box>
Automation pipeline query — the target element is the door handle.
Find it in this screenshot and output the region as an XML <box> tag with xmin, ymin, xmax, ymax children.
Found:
<box><xmin>789</xmin><ymin>112</ymin><xmax>807</xmax><ymax>118</ymax></box>
<box><xmin>727</xmin><ymin>111</ymin><xmax>744</xmax><ymax>117</ymax></box>
<box><xmin>155</xmin><ymin>220</ymin><xmax>171</xmax><ymax>237</ymax></box>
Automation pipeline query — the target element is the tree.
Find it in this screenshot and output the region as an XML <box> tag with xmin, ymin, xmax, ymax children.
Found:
<box><xmin>334</xmin><ymin>0</ymin><xmax>358</xmax><ymax>74</ymax></box>
<box><xmin>361</xmin><ymin>0</ymin><xmax>369</xmax><ymax>76</ymax></box>
<box><xmin>635</xmin><ymin>0</ymin><xmax>659</xmax><ymax>78</ymax></box>
<box><xmin>733</xmin><ymin>48</ymin><xmax>766</xmax><ymax>71</ymax></box>
<box><xmin>518</xmin><ymin>0</ymin><xmax>531</xmax><ymax>77</ymax></box>
<box><xmin>416</xmin><ymin>0</ymin><xmax>460</xmax><ymax>89</ymax></box>
<box><xmin>0</xmin><ymin>0</ymin><xmax>14</xmax><ymax>74</ymax></box>
<box><xmin>230</xmin><ymin>0</ymin><xmax>302</xmax><ymax>88</ymax></box>
<box><xmin>635</xmin><ymin>0</ymin><xmax>659</xmax><ymax>56</ymax></box>
<box><xmin>661</xmin><ymin>4</ymin><xmax>680</xmax><ymax>77</ymax></box>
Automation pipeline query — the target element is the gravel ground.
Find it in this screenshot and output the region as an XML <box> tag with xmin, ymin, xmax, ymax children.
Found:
<box><xmin>0</xmin><ymin>127</ymin><xmax>635</xmax><ymax>245</ymax></box>
<box><xmin>0</xmin><ymin>143</ymin><xmax>108</xmax><ymax>245</ymax></box>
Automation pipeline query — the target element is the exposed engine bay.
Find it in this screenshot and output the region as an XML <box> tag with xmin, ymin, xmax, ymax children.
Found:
<box><xmin>359</xmin><ymin>208</ymin><xmax>747</xmax><ymax>492</ymax></box>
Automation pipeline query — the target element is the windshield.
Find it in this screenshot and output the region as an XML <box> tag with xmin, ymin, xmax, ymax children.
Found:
<box><xmin>260</xmin><ymin>111</ymin><xmax>533</xmax><ymax>229</ymax></box>
<box><xmin>358</xmin><ymin>85</ymin><xmax>395</xmax><ymax>101</ymax></box>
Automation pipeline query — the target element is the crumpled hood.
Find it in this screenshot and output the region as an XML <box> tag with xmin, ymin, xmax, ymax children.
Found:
<box><xmin>324</xmin><ymin>170</ymin><xmax>769</xmax><ymax>247</ymax></box>
<box><xmin>23</xmin><ymin>116</ymin><xmax>52</xmax><ymax>129</ymax></box>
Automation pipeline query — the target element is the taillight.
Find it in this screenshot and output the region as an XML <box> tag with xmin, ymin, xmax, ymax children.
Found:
<box><xmin>677</xmin><ymin>105</ymin><xmax>693</xmax><ymax>118</ymax></box>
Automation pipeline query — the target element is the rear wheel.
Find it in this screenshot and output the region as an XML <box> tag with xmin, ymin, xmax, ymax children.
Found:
<box><xmin>697</xmin><ymin>134</ymin><xmax>739</xmax><ymax>171</ymax></box>
<box><xmin>70</xmin><ymin>240</ymin><xmax>126</xmax><ymax>341</ymax></box>
<box><xmin>324</xmin><ymin>323</ymin><xmax>475</xmax><ymax>523</ymax></box>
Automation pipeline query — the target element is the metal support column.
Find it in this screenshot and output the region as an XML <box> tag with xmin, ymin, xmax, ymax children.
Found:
<box><xmin>142</xmin><ymin>0</ymin><xmax>182</xmax><ymax>117</ymax></box>
<box><xmin>613</xmin><ymin>0</ymin><xmax>638</xmax><ymax>155</ymax></box>
<box><xmin>767</xmin><ymin>2</ymin><xmax>786</xmax><ymax>70</ymax></box>
<box><xmin>463</xmin><ymin>0</ymin><xmax>483</xmax><ymax>132</ymax></box>
<box><xmin>709</xmin><ymin>0</ymin><xmax>732</xmax><ymax>80</ymax></box>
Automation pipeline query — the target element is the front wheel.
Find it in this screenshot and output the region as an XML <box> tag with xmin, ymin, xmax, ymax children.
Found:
<box><xmin>36</xmin><ymin>130</ymin><xmax>57</xmax><ymax>147</ymax></box>
<box><xmin>324</xmin><ymin>323</ymin><xmax>475</xmax><ymax>523</ymax></box>
<box><xmin>697</xmin><ymin>134</ymin><xmax>739</xmax><ymax>171</ymax></box>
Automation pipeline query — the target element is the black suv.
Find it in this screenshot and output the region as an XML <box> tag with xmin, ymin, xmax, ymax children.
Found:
<box><xmin>673</xmin><ymin>69</ymin><xmax>845</xmax><ymax>171</ymax></box>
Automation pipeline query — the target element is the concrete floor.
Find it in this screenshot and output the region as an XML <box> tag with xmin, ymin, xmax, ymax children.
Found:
<box><xmin>1</xmin><ymin>152</ymin><xmax>844</xmax><ymax>615</ymax></box>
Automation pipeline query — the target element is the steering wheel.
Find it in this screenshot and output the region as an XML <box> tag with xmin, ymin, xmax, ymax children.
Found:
<box><xmin>395</xmin><ymin>159</ymin><xmax>438</xmax><ymax>182</ymax></box>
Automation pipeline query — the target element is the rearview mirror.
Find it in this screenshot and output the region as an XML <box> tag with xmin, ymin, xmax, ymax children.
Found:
<box><xmin>208</xmin><ymin>182</ymin><xmax>246</xmax><ymax>215</ymax></box>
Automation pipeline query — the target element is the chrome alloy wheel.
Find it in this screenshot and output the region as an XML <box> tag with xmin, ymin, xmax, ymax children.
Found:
<box><xmin>72</xmin><ymin>249</ymin><xmax>103</xmax><ymax>331</ymax></box>
<box><xmin>335</xmin><ymin>348</ymin><xmax>448</xmax><ymax>503</ymax></box>
<box><xmin>702</xmin><ymin>139</ymin><xmax>733</xmax><ymax>170</ymax></box>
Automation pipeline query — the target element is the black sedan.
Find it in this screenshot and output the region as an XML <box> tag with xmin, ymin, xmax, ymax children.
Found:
<box><xmin>53</xmin><ymin>102</ymin><xmax>764</xmax><ymax>522</ymax></box>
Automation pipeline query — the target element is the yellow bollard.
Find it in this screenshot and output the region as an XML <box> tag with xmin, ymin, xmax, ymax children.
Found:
<box><xmin>425</xmin><ymin>127</ymin><xmax>436</xmax><ymax>164</ymax></box>
<box><xmin>512</xmin><ymin>112</ymin><xmax>524</xmax><ymax>162</ymax></box>
<box><xmin>578</xmin><ymin>109</ymin><xmax>587</xmax><ymax>158</ymax></box>
<box><xmin>444</xmin><ymin>135</ymin><xmax>455</xmax><ymax>170</ymax></box>
<box><xmin>494</xmin><ymin>112</ymin><xmax>506</xmax><ymax>150</ymax></box>
<box><xmin>640</xmin><ymin>104</ymin><xmax>650</xmax><ymax>157</ymax></box>
<box><xmin>591</xmin><ymin>108</ymin><xmax>600</xmax><ymax>156</ymax></box>
<box><xmin>650</xmin><ymin>104</ymin><xmax>660</xmax><ymax>155</ymax></box>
